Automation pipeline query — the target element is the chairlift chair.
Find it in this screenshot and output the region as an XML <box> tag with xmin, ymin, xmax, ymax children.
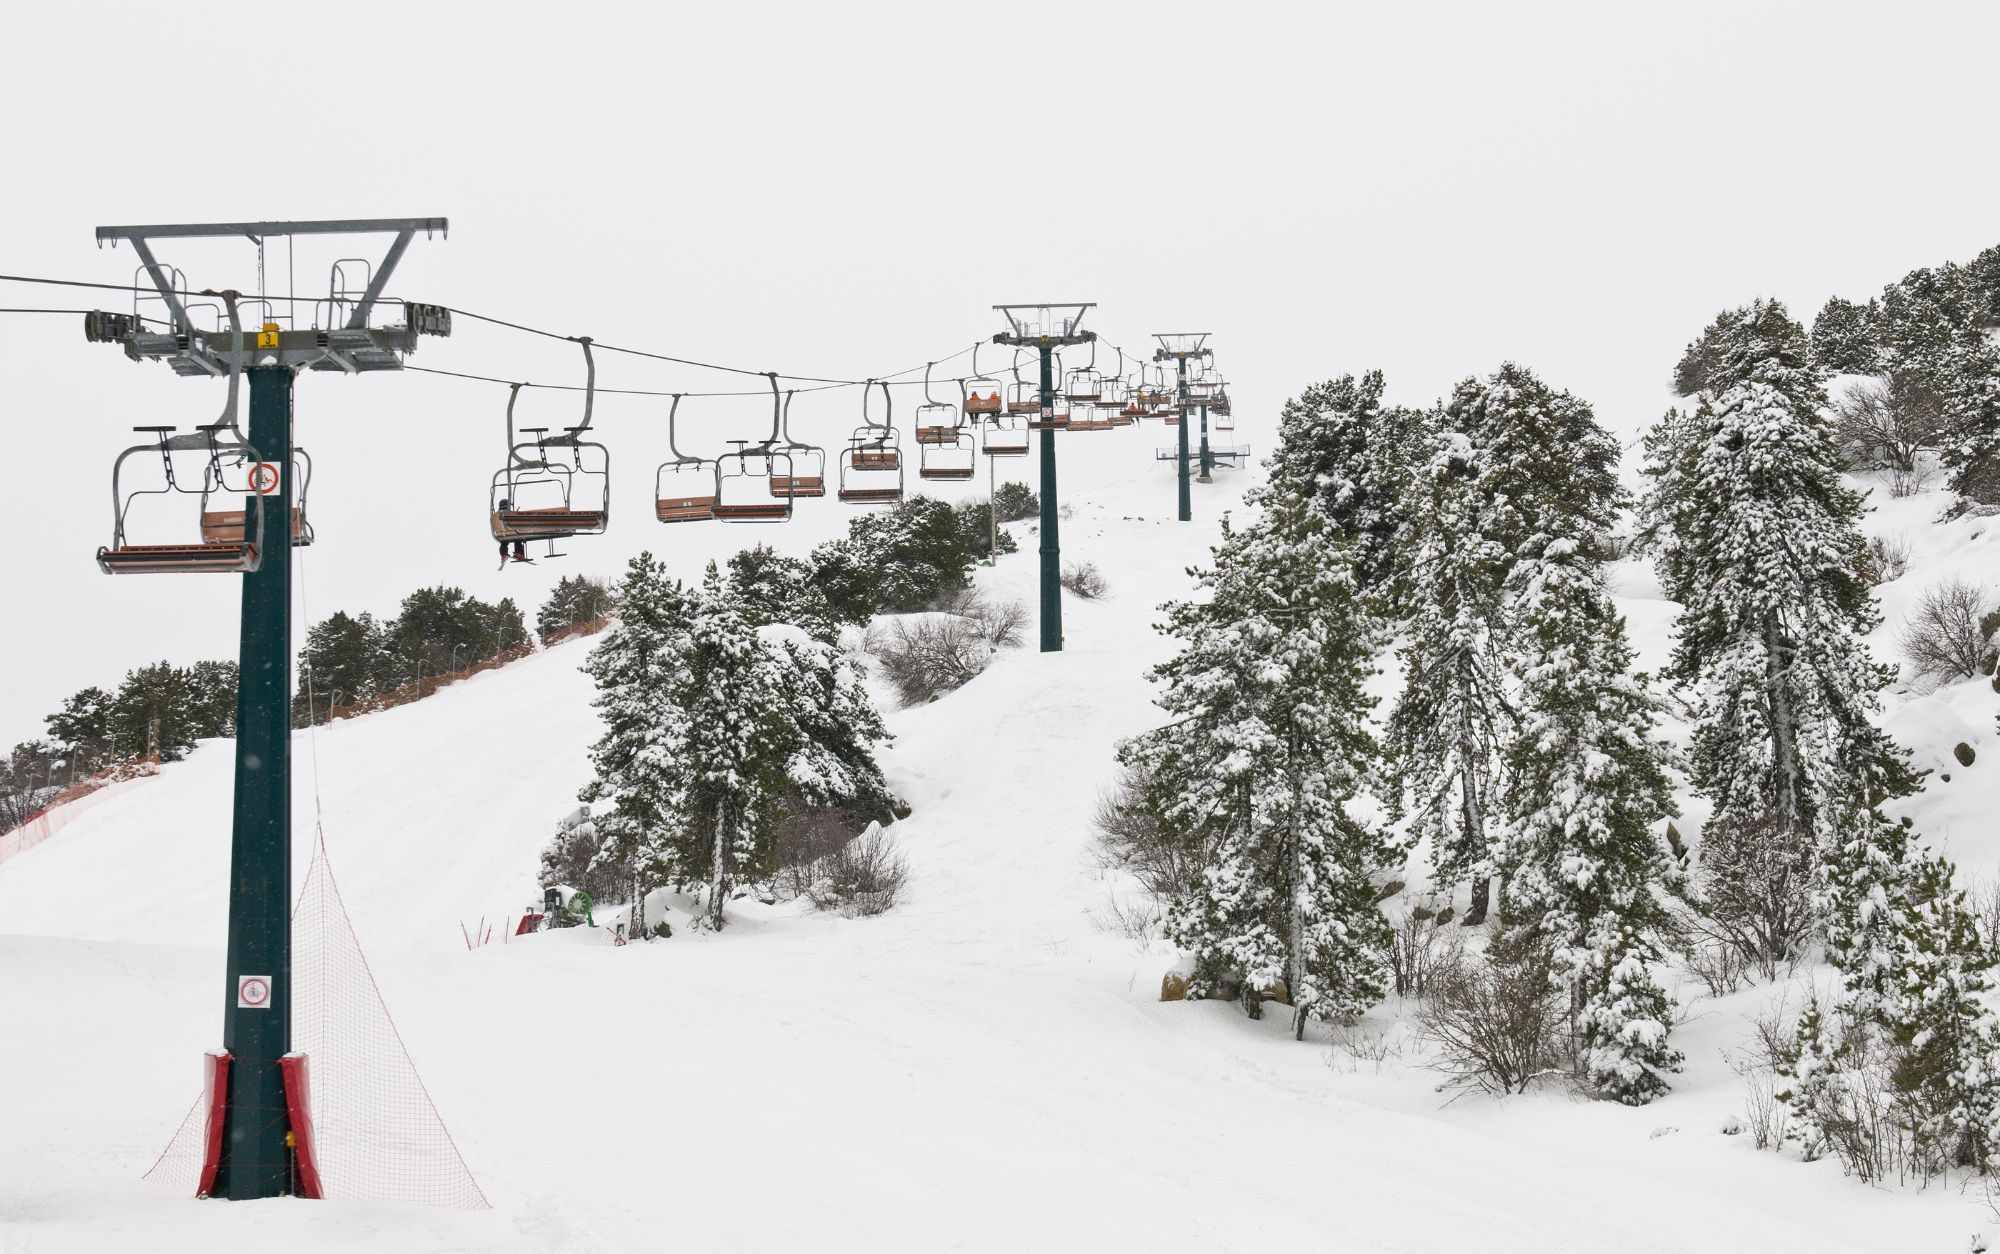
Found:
<box><xmin>712</xmin><ymin>376</ymin><xmax>795</xmax><ymax>521</ymax></box>
<box><xmin>715</xmin><ymin>442</ymin><xmax>794</xmax><ymax>522</ymax></box>
<box><xmin>492</xmin><ymin>339</ymin><xmax>610</xmax><ymax>552</ymax></box>
<box><xmin>655</xmin><ymin>394</ymin><xmax>718</xmax><ymax>523</ymax></box>
<box><xmin>982</xmin><ymin>412</ymin><xmax>1030</xmax><ymax>458</ymax></box>
<box><xmin>963</xmin><ymin>343</ymin><xmax>1003</xmax><ymax>420</ymax></box>
<box><xmin>1004</xmin><ymin>351</ymin><xmax>1042</xmax><ymax>417</ymax></box>
<box><xmin>1062</xmin><ymin>344</ymin><xmax>1103</xmax><ymax>404</ymax></box>
<box><xmin>770</xmin><ymin>389</ymin><xmax>827</xmax><ymax>498</ymax></box>
<box><xmin>838</xmin><ymin>381</ymin><xmax>904</xmax><ymax>505</ymax></box>
<box><xmin>914</xmin><ymin>364</ymin><xmax>960</xmax><ymax>445</ymax></box>
<box><xmin>97</xmin><ymin>294</ymin><xmax>270</xmax><ymax>575</ymax></box>
<box><xmin>917</xmin><ymin>382</ymin><xmax>977</xmax><ymax>482</ymax></box>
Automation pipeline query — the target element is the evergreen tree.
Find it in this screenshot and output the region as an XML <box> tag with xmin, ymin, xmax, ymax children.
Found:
<box><xmin>1125</xmin><ymin>496</ymin><xmax>1393</xmax><ymax>1037</ymax></box>
<box><xmin>765</xmin><ymin>629</ymin><xmax>896</xmax><ymax>819</ymax></box>
<box><xmin>1386</xmin><ymin>431</ymin><xmax>1511</xmax><ymax>926</ymax></box>
<box><xmin>1809</xmin><ymin>296</ymin><xmax>1884</xmax><ymax>375</ymax></box>
<box><xmin>1876</xmin><ymin>264</ymin><xmax>2000</xmax><ymax>501</ymax></box>
<box><xmin>1499</xmin><ymin>529</ymin><xmax>1683</xmax><ymax>1104</ymax></box>
<box><xmin>1263</xmin><ymin>371</ymin><xmax>1432</xmax><ymax>601</ymax></box>
<box><xmin>536</xmin><ymin>575</ymin><xmax>614</xmax><ymax>644</ymax></box>
<box><xmin>44</xmin><ymin>687</ymin><xmax>114</xmax><ymax>772</ymax></box>
<box><xmin>1388</xmin><ymin>364</ymin><xmax>1617</xmax><ymax>924</ymax></box>
<box><xmin>577</xmin><ymin>554</ymin><xmax>694</xmax><ymax>938</ymax></box>
<box><xmin>183</xmin><ymin>660</ymin><xmax>238</xmax><ymax>740</ymax></box>
<box><xmin>728</xmin><ymin>545</ymin><xmax>841</xmax><ymax>643</ymax></box>
<box><xmin>109</xmin><ymin>662</ymin><xmax>200</xmax><ymax>761</ymax></box>
<box><xmin>1641</xmin><ymin>300</ymin><xmax>1916</xmax><ymax>969</ymax></box>
<box><xmin>299</xmin><ymin>610</ymin><xmax>388</xmax><ymax>708</ymax></box>
<box><xmin>671</xmin><ymin>565</ymin><xmax>797</xmax><ymax>929</ymax></box>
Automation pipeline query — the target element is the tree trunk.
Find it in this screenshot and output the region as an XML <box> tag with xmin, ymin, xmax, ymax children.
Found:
<box><xmin>1456</xmin><ymin>660</ymin><xmax>1490</xmax><ymax>926</ymax></box>
<box><xmin>631</xmin><ymin>865</ymin><xmax>646</xmax><ymax>941</ymax></box>
<box><xmin>1764</xmin><ymin>612</ymin><xmax>1801</xmax><ymax>837</ymax></box>
<box><xmin>708</xmin><ymin>801</ymin><xmax>730</xmax><ymax>930</ymax></box>
<box><xmin>1288</xmin><ymin>740</ymin><xmax>1308</xmax><ymax>1042</ymax></box>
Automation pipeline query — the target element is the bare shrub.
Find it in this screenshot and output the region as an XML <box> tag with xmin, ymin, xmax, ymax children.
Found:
<box><xmin>1060</xmin><ymin>561</ymin><xmax>1107</xmax><ymax>600</ymax></box>
<box><xmin>929</xmin><ymin>587</ymin><xmax>1028</xmax><ymax>649</ymax></box>
<box><xmin>776</xmin><ymin>805</ymin><xmax>859</xmax><ymax>900</ymax></box>
<box><xmin>1417</xmin><ymin>937</ymin><xmax>1569</xmax><ymax>1097</ymax></box>
<box><xmin>1328</xmin><ymin>1021</ymin><xmax>1404</xmax><ymax>1074</ymax></box>
<box><xmin>1900</xmin><ymin>576</ymin><xmax>1996</xmax><ymax>684</ymax></box>
<box><xmin>1977</xmin><ymin>875</ymin><xmax>2000</xmax><ymax>954</ymax></box>
<box><xmin>1683</xmin><ymin>935</ymin><xmax>1749</xmax><ymax>999</ymax></box>
<box><xmin>864</xmin><ymin>614</ymin><xmax>993</xmax><ymax>706</ymax></box>
<box><xmin>1092</xmin><ymin>761</ymin><xmax>1204</xmax><ymax>905</ymax></box>
<box><xmin>1724</xmin><ymin>992</ymin><xmax>1798</xmax><ymax>1151</ymax></box>
<box><xmin>1860</xmin><ymin>533</ymin><xmax>1911</xmax><ymax>586</ymax></box>
<box><xmin>1386</xmin><ymin>898</ymin><xmax>1464</xmax><ymax>999</ymax></box>
<box><xmin>1831</xmin><ymin>375</ymin><xmax>1945</xmax><ymax>477</ymax></box>
<box><xmin>1093</xmin><ymin>890</ymin><xmax>1163</xmax><ymax>942</ymax></box>
<box><xmin>795</xmin><ymin>824</ymin><xmax>908</xmax><ymax>917</ymax></box>
<box><xmin>1685</xmin><ymin>814</ymin><xmax>1815</xmax><ymax>980</ymax></box>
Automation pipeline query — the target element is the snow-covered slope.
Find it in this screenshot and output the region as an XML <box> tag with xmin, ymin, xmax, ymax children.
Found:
<box><xmin>2</xmin><ymin>428</ymin><xmax>1993</xmax><ymax>1252</ymax></box>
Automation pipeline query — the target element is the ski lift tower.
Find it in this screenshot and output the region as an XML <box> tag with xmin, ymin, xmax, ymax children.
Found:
<box><xmin>993</xmin><ymin>303</ymin><xmax>1095</xmax><ymax>653</ymax></box>
<box><xmin>1152</xmin><ymin>333</ymin><xmax>1210</xmax><ymax>522</ymax></box>
<box><xmin>85</xmin><ymin>218</ymin><xmax>449</xmax><ymax>1201</ymax></box>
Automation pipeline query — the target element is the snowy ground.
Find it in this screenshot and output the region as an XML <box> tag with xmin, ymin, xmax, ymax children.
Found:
<box><xmin>3</xmin><ymin>426</ymin><xmax>1996</xmax><ymax>1252</ymax></box>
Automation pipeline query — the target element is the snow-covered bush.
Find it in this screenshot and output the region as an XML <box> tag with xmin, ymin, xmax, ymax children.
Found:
<box><xmin>991</xmin><ymin>480</ymin><xmax>1039</xmax><ymax>522</ymax></box>
<box><xmin>1060</xmin><ymin>560</ymin><xmax>1107</xmax><ymax>600</ymax></box>
<box><xmin>795</xmin><ymin>824</ymin><xmax>908</xmax><ymax>917</ymax></box>
<box><xmin>1091</xmin><ymin>761</ymin><xmax>1204</xmax><ymax>907</ymax></box>
<box><xmin>865</xmin><ymin>613</ymin><xmax>993</xmax><ymax>707</ymax></box>
<box><xmin>1861</xmin><ymin>533</ymin><xmax>1912</xmax><ymax>586</ymax></box>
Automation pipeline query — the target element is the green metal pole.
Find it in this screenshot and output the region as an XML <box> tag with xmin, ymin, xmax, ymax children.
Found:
<box><xmin>214</xmin><ymin>364</ymin><xmax>295</xmax><ymax>1200</ymax></box>
<box><xmin>1175</xmin><ymin>357</ymin><xmax>1191</xmax><ymax>522</ymax></box>
<box><xmin>1198</xmin><ymin>402</ymin><xmax>1213</xmax><ymax>483</ymax></box>
<box><xmin>1037</xmin><ymin>344</ymin><xmax>1062</xmax><ymax>652</ymax></box>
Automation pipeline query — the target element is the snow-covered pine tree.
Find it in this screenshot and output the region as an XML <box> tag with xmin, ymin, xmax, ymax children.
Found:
<box><xmin>764</xmin><ymin>628</ymin><xmax>898</xmax><ymax>822</ymax></box>
<box><xmin>1389</xmin><ymin>364</ymin><xmax>1620</xmax><ymax>925</ymax></box>
<box><xmin>1499</xmin><ymin>527</ymin><xmax>1683</xmax><ymax>1104</ymax></box>
<box><xmin>671</xmin><ymin>564</ymin><xmax>797</xmax><ymax>929</ymax></box>
<box><xmin>1809</xmin><ymin>295</ymin><xmax>1884</xmax><ymax>376</ymax></box>
<box><xmin>1124</xmin><ymin>494</ymin><xmax>1393</xmax><ymax>1037</ymax></box>
<box><xmin>1789</xmin><ymin>813</ymin><xmax>2000</xmax><ymax>1174</ymax></box>
<box><xmin>1875</xmin><ymin>264</ymin><xmax>2000</xmax><ymax>504</ymax></box>
<box><xmin>577</xmin><ymin>553</ymin><xmax>694</xmax><ymax>939</ymax></box>
<box><xmin>1262</xmin><ymin>371</ymin><xmax>1432</xmax><ymax>602</ymax></box>
<box><xmin>1386</xmin><ymin>430</ymin><xmax>1510</xmax><ymax>926</ymax></box>
<box><xmin>1640</xmin><ymin>300</ymin><xmax>1918</xmax><ymax>970</ymax></box>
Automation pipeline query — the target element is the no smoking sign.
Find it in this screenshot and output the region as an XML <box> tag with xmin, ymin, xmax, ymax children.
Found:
<box><xmin>237</xmin><ymin>974</ymin><xmax>273</xmax><ymax>1010</ymax></box>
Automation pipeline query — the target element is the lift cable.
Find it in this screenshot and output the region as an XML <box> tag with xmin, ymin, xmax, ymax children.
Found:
<box><xmin>0</xmin><ymin>271</ymin><xmax>981</xmax><ymax>392</ymax></box>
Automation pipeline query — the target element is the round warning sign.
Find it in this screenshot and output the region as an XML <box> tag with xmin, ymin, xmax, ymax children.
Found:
<box><xmin>249</xmin><ymin>463</ymin><xmax>282</xmax><ymax>495</ymax></box>
<box><xmin>237</xmin><ymin>975</ymin><xmax>272</xmax><ymax>1009</ymax></box>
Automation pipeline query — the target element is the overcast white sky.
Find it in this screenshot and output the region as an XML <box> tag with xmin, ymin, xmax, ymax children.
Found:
<box><xmin>3</xmin><ymin>0</ymin><xmax>1996</xmax><ymax>745</ymax></box>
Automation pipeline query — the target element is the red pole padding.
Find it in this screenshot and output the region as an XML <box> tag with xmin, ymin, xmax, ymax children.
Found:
<box><xmin>195</xmin><ymin>1050</ymin><xmax>231</xmax><ymax>1198</ymax></box>
<box><xmin>279</xmin><ymin>1053</ymin><xmax>324</xmax><ymax>1199</ymax></box>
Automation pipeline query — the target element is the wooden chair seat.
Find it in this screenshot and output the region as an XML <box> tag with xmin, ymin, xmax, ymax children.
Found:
<box><xmin>1006</xmin><ymin>401</ymin><xmax>1042</xmax><ymax>415</ymax></box>
<box><xmin>919</xmin><ymin>467</ymin><xmax>976</xmax><ymax>481</ymax></box>
<box><xmin>982</xmin><ymin>443</ymin><xmax>1029</xmax><ymax>457</ymax></box>
<box><xmin>656</xmin><ymin>496</ymin><xmax>718</xmax><ymax>523</ymax></box>
<box><xmin>715</xmin><ymin>502</ymin><xmax>791</xmax><ymax>522</ymax></box>
<box><xmin>1027</xmin><ymin>418</ymin><xmax>1071</xmax><ymax>430</ymax></box>
<box><xmin>200</xmin><ymin>509</ymin><xmax>309</xmax><ymax>546</ymax></box>
<box><xmin>850</xmin><ymin>451</ymin><xmax>900</xmax><ymax>470</ymax></box>
<box><xmin>770</xmin><ymin>476</ymin><xmax>825</xmax><ymax>498</ymax></box>
<box><xmin>1068</xmin><ymin>419</ymin><xmax>1113</xmax><ymax>431</ymax></box>
<box><xmin>964</xmin><ymin>397</ymin><xmax>1003</xmax><ymax>416</ymax></box>
<box><xmin>839</xmin><ymin>487</ymin><xmax>903</xmax><ymax>504</ymax></box>
<box><xmin>493</xmin><ymin>508</ymin><xmax>605</xmax><ymax>539</ymax></box>
<box><xmin>99</xmin><ymin>542</ymin><xmax>258</xmax><ymax>575</ymax></box>
<box><xmin>914</xmin><ymin>427</ymin><xmax>959</xmax><ymax>445</ymax></box>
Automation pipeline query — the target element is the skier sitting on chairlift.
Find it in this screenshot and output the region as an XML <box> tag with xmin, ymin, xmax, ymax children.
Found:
<box><xmin>496</xmin><ymin>497</ymin><xmax>527</xmax><ymax>565</ymax></box>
